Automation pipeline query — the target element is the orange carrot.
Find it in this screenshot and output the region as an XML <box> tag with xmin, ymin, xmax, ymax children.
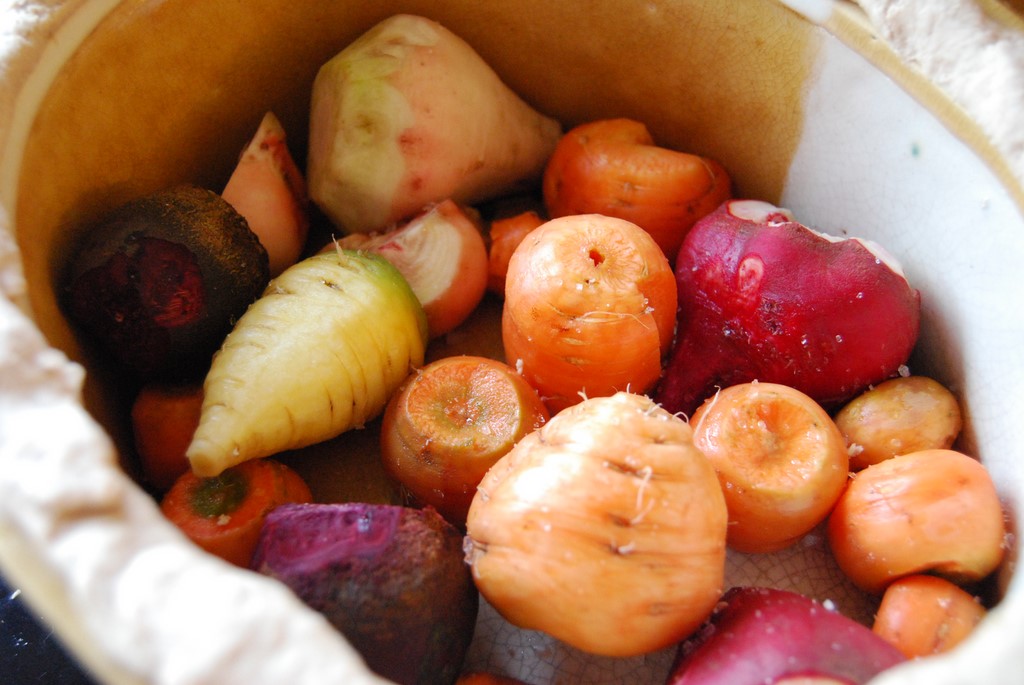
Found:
<box><xmin>380</xmin><ymin>355</ymin><xmax>549</xmax><ymax>527</ymax></box>
<box><xmin>502</xmin><ymin>213</ymin><xmax>676</xmax><ymax>413</ymax></box>
<box><xmin>160</xmin><ymin>458</ymin><xmax>313</xmax><ymax>567</ymax></box>
<box><xmin>827</xmin><ymin>449</ymin><xmax>1006</xmax><ymax>594</ymax></box>
<box><xmin>833</xmin><ymin>375</ymin><xmax>962</xmax><ymax>470</ymax></box>
<box><xmin>689</xmin><ymin>382</ymin><xmax>849</xmax><ymax>553</ymax></box>
<box><xmin>486</xmin><ymin>209</ymin><xmax>545</xmax><ymax>296</ymax></box>
<box><xmin>872</xmin><ymin>574</ymin><xmax>987</xmax><ymax>658</ymax></box>
<box><xmin>131</xmin><ymin>382</ymin><xmax>204</xmax><ymax>493</ymax></box>
<box><xmin>465</xmin><ymin>392</ymin><xmax>727</xmax><ymax>657</ymax></box>
<box><xmin>543</xmin><ymin>118</ymin><xmax>732</xmax><ymax>261</ymax></box>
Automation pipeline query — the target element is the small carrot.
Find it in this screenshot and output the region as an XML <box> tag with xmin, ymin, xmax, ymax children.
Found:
<box><xmin>502</xmin><ymin>213</ymin><xmax>677</xmax><ymax>413</ymax></box>
<box><xmin>827</xmin><ymin>448</ymin><xmax>1006</xmax><ymax>594</ymax></box>
<box><xmin>543</xmin><ymin>118</ymin><xmax>732</xmax><ymax>261</ymax></box>
<box><xmin>160</xmin><ymin>458</ymin><xmax>313</xmax><ymax>567</ymax></box>
<box><xmin>131</xmin><ymin>381</ymin><xmax>204</xmax><ymax>493</ymax></box>
<box><xmin>486</xmin><ymin>209</ymin><xmax>545</xmax><ymax>296</ymax></box>
<box><xmin>380</xmin><ymin>355</ymin><xmax>549</xmax><ymax>527</ymax></box>
<box><xmin>872</xmin><ymin>574</ymin><xmax>987</xmax><ymax>658</ymax></box>
<box><xmin>834</xmin><ymin>375</ymin><xmax>963</xmax><ymax>470</ymax></box>
<box><xmin>689</xmin><ymin>382</ymin><xmax>849</xmax><ymax>553</ymax></box>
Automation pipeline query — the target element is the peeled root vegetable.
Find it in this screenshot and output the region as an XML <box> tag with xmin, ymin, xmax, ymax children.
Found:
<box><xmin>656</xmin><ymin>199</ymin><xmax>921</xmax><ymax>417</ymax></box>
<box><xmin>689</xmin><ymin>382</ymin><xmax>849</xmax><ymax>553</ymax></box>
<box><xmin>307</xmin><ymin>14</ymin><xmax>562</xmax><ymax>233</ymax></box>
<box><xmin>185</xmin><ymin>250</ymin><xmax>428</xmax><ymax>477</ymax></box>
<box><xmin>380</xmin><ymin>355</ymin><xmax>549</xmax><ymax>527</ymax></box>
<box><xmin>486</xmin><ymin>209</ymin><xmax>545</xmax><ymax>296</ymax></box>
<box><xmin>252</xmin><ymin>503</ymin><xmax>478</xmax><ymax>685</ymax></box>
<box><xmin>827</xmin><ymin>448</ymin><xmax>1006</xmax><ymax>594</ymax></box>
<box><xmin>465</xmin><ymin>392</ymin><xmax>728</xmax><ymax>657</ymax></box>
<box><xmin>665</xmin><ymin>587</ymin><xmax>906</xmax><ymax>685</ymax></box>
<box><xmin>542</xmin><ymin>118</ymin><xmax>732</xmax><ymax>260</ymax></box>
<box><xmin>131</xmin><ymin>381</ymin><xmax>203</xmax><ymax>493</ymax></box>
<box><xmin>833</xmin><ymin>375</ymin><xmax>962</xmax><ymax>470</ymax></box>
<box><xmin>502</xmin><ymin>214</ymin><xmax>677</xmax><ymax>413</ymax></box>
<box><xmin>330</xmin><ymin>200</ymin><xmax>489</xmax><ymax>338</ymax></box>
<box><xmin>222</xmin><ymin>112</ymin><xmax>310</xmax><ymax>277</ymax></box>
<box><xmin>872</xmin><ymin>574</ymin><xmax>986</xmax><ymax>658</ymax></box>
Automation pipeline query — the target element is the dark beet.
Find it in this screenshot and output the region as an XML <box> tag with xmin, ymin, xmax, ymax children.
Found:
<box><xmin>62</xmin><ymin>185</ymin><xmax>269</xmax><ymax>380</ymax></box>
<box><xmin>252</xmin><ymin>503</ymin><xmax>478</xmax><ymax>685</ymax></box>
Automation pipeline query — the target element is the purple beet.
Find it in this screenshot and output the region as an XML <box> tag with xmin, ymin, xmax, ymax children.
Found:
<box><xmin>251</xmin><ymin>503</ymin><xmax>478</xmax><ymax>685</ymax></box>
<box><xmin>665</xmin><ymin>586</ymin><xmax>906</xmax><ymax>685</ymax></box>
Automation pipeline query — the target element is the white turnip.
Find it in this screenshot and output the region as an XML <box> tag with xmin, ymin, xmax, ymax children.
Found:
<box><xmin>252</xmin><ymin>503</ymin><xmax>478</xmax><ymax>685</ymax></box>
<box><xmin>307</xmin><ymin>14</ymin><xmax>562</xmax><ymax>233</ymax></box>
<box><xmin>665</xmin><ymin>586</ymin><xmax>906</xmax><ymax>685</ymax></box>
<box><xmin>656</xmin><ymin>199</ymin><xmax>920</xmax><ymax>417</ymax></box>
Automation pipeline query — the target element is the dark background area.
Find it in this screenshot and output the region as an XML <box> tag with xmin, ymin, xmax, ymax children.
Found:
<box><xmin>1</xmin><ymin>570</ymin><xmax>98</xmax><ymax>684</ymax></box>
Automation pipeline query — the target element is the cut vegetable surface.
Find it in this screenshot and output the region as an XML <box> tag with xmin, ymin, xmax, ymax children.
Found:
<box><xmin>331</xmin><ymin>199</ymin><xmax>488</xmax><ymax>338</ymax></box>
<box><xmin>252</xmin><ymin>503</ymin><xmax>478</xmax><ymax>685</ymax></box>
<box><xmin>827</xmin><ymin>448</ymin><xmax>1006</xmax><ymax>594</ymax></box>
<box><xmin>665</xmin><ymin>586</ymin><xmax>906</xmax><ymax>685</ymax></box>
<box><xmin>160</xmin><ymin>458</ymin><xmax>312</xmax><ymax>567</ymax></box>
<box><xmin>465</xmin><ymin>392</ymin><xmax>727</xmax><ymax>657</ymax></box>
<box><xmin>543</xmin><ymin>118</ymin><xmax>732</xmax><ymax>260</ymax></box>
<box><xmin>689</xmin><ymin>382</ymin><xmax>849</xmax><ymax>553</ymax></box>
<box><xmin>62</xmin><ymin>185</ymin><xmax>270</xmax><ymax>381</ymax></box>
<box><xmin>503</xmin><ymin>214</ymin><xmax>677</xmax><ymax>412</ymax></box>
<box><xmin>656</xmin><ymin>199</ymin><xmax>920</xmax><ymax>417</ymax></box>
<box><xmin>307</xmin><ymin>14</ymin><xmax>562</xmax><ymax>233</ymax></box>
<box><xmin>380</xmin><ymin>355</ymin><xmax>549</xmax><ymax>526</ymax></box>
<box><xmin>186</xmin><ymin>249</ymin><xmax>428</xmax><ymax>477</ymax></box>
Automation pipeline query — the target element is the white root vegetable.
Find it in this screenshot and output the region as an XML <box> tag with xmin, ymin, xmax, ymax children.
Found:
<box><xmin>186</xmin><ymin>250</ymin><xmax>428</xmax><ymax>477</ymax></box>
<box><xmin>307</xmin><ymin>14</ymin><xmax>563</xmax><ymax>233</ymax></box>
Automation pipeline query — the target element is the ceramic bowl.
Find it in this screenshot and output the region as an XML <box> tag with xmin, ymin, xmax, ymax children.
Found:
<box><xmin>1</xmin><ymin>1</ymin><xmax>1022</xmax><ymax>683</ymax></box>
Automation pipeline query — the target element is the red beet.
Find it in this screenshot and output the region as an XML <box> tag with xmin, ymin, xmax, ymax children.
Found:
<box><xmin>251</xmin><ymin>503</ymin><xmax>478</xmax><ymax>685</ymax></box>
<box><xmin>665</xmin><ymin>587</ymin><xmax>906</xmax><ymax>685</ymax></box>
<box><xmin>656</xmin><ymin>200</ymin><xmax>920</xmax><ymax>416</ymax></box>
<box><xmin>63</xmin><ymin>186</ymin><xmax>269</xmax><ymax>381</ymax></box>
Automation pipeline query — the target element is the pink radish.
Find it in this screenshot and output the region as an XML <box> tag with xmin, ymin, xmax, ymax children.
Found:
<box><xmin>222</xmin><ymin>111</ymin><xmax>310</xmax><ymax>276</ymax></box>
<box><xmin>665</xmin><ymin>586</ymin><xmax>906</xmax><ymax>685</ymax></box>
<box><xmin>656</xmin><ymin>200</ymin><xmax>920</xmax><ymax>416</ymax></box>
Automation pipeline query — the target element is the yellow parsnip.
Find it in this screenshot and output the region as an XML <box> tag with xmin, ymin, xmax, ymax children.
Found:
<box><xmin>186</xmin><ymin>250</ymin><xmax>428</xmax><ymax>477</ymax></box>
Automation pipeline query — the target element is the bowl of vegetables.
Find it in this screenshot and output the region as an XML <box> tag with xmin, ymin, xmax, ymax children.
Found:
<box><xmin>1</xmin><ymin>0</ymin><xmax>1023</xmax><ymax>684</ymax></box>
